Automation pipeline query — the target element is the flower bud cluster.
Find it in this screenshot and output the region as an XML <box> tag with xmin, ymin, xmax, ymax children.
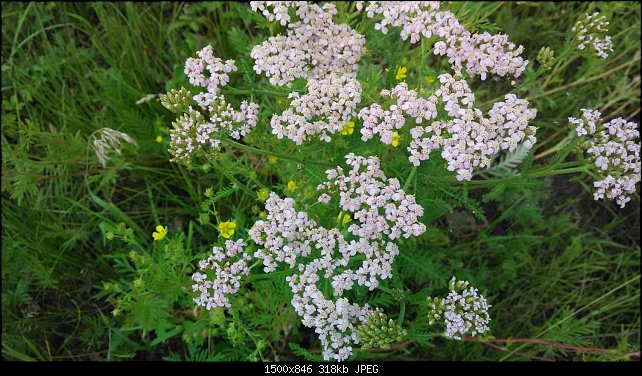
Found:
<box><xmin>572</xmin><ymin>12</ymin><xmax>613</xmax><ymax>59</ymax></box>
<box><xmin>356</xmin><ymin>1</ymin><xmax>528</xmax><ymax>80</ymax></box>
<box><xmin>569</xmin><ymin>109</ymin><xmax>640</xmax><ymax>208</ymax></box>
<box><xmin>192</xmin><ymin>239</ymin><xmax>252</xmax><ymax>310</ymax></box>
<box><xmin>356</xmin><ymin>308</ymin><xmax>407</xmax><ymax>349</ymax></box>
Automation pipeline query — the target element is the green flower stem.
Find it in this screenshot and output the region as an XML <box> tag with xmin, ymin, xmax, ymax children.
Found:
<box><xmin>249</xmin><ymin>260</ymin><xmax>263</xmax><ymax>271</ymax></box>
<box><xmin>397</xmin><ymin>300</ymin><xmax>406</xmax><ymax>326</ymax></box>
<box><xmin>377</xmin><ymin>285</ymin><xmax>393</xmax><ymax>294</ymax></box>
<box><xmin>465</xmin><ymin>165</ymin><xmax>591</xmax><ymax>188</ymax></box>
<box><xmin>223</xmin><ymin>138</ymin><xmax>335</xmax><ymax>167</ymax></box>
<box><xmin>246</xmin><ymin>268</ymin><xmax>296</xmax><ymax>282</ymax></box>
<box><xmin>225</xmin><ymin>86</ymin><xmax>288</xmax><ymax>97</ymax></box>
<box><xmin>211</xmin><ymin>160</ymin><xmax>257</xmax><ymax>198</ymax></box>
<box><xmin>403</xmin><ymin>166</ymin><xmax>417</xmax><ymax>191</ymax></box>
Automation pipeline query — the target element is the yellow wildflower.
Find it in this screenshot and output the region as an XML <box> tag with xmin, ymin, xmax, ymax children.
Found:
<box><xmin>155</xmin><ymin>135</ymin><xmax>163</xmax><ymax>143</ymax></box>
<box><xmin>425</xmin><ymin>75</ymin><xmax>436</xmax><ymax>83</ymax></box>
<box><xmin>287</xmin><ymin>181</ymin><xmax>296</xmax><ymax>191</ymax></box>
<box><xmin>257</xmin><ymin>188</ymin><xmax>270</xmax><ymax>202</ymax></box>
<box><xmin>259</xmin><ymin>211</ymin><xmax>267</xmax><ymax>219</ymax></box>
<box><xmin>152</xmin><ymin>225</ymin><xmax>167</xmax><ymax>241</ymax></box>
<box><xmin>391</xmin><ymin>132</ymin><xmax>400</xmax><ymax>147</ymax></box>
<box><xmin>268</xmin><ymin>156</ymin><xmax>278</xmax><ymax>164</ymax></box>
<box><xmin>341</xmin><ymin>121</ymin><xmax>355</xmax><ymax>135</ymax></box>
<box><xmin>337</xmin><ymin>211</ymin><xmax>351</xmax><ymax>226</ymax></box>
<box><xmin>218</xmin><ymin>221</ymin><xmax>236</xmax><ymax>239</ymax></box>
<box><xmin>395</xmin><ymin>66</ymin><xmax>407</xmax><ymax>81</ymax></box>
<box><xmin>133</xmin><ymin>278</ymin><xmax>144</xmax><ymax>288</ymax></box>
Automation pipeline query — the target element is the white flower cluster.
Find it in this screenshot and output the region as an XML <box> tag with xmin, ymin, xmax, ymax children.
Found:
<box><xmin>356</xmin><ymin>1</ymin><xmax>528</xmax><ymax>80</ymax></box>
<box><xmin>271</xmin><ymin>74</ymin><xmax>362</xmax><ymax>144</ymax></box>
<box><xmin>569</xmin><ymin>109</ymin><xmax>640</xmax><ymax>208</ymax></box>
<box><xmin>358</xmin><ymin>74</ymin><xmax>537</xmax><ymax>180</ymax></box>
<box><xmin>250</xmin><ymin>2</ymin><xmax>366</xmax><ymax>86</ymax></box>
<box><xmin>185</xmin><ymin>45</ymin><xmax>237</xmax><ymax>95</ymax></box>
<box><xmin>427</xmin><ymin>277</ymin><xmax>491</xmax><ymax>340</ymax></box>
<box><xmin>572</xmin><ymin>12</ymin><xmax>613</xmax><ymax>59</ymax></box>
<box><xmin>250</xmin><ymin>1</ymin><xmax>307</xmax><ymax>26</ymax></box>
<box><xmin>167</xmin><ymin>45</ymin><xmax>260</xmax><ymax>162</ymax></box>
<box><xmin>251</xmin><ymin>2</ymin><xmax>366</xmax><ymax>143</ymax></box>
<box><xmin>192</xmin><ymin>239</ymin><xmax>252</xmax><ymax>310</ymax></box>
<box><xmin>249</xmin><ymin>154</ymin><xmax>426</xmax><ymax>361</ymax></box>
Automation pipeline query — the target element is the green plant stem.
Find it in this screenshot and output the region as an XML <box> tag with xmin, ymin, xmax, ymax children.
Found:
<box><xmin>225</xmin><ymin>87</ymin><xmax>288</xmax><ymax>97</ymax></box>
<box><xmin>528</xmin><ymin>55</ymin><xmax>641</xmax><ymax>101</ymax></box>
<box><xmin>397</xmin><ymin>301</ymin><xmax>406</xmax><ymax>326</ymax></box>
<box><xmin>403</xmin><ymin>166</ymin><xmax>417</xmax><ymax>191</ymax></box>
<box><xmin>223</xmin><ymin>138</ymin><xmax>335</xmax><ymax>167</ymax></box>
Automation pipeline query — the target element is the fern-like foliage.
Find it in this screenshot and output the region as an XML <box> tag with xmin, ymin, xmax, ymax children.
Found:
<box><xmin>483</xmin><ymin>144</ymin><xmax>531</xmax><ymax>178</ymax></box>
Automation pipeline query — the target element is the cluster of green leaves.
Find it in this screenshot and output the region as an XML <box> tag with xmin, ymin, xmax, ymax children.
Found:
<box><xmin>2</xmin><ymin>1</ymin><xmax>640</xmax><ymax>361</ymax></box>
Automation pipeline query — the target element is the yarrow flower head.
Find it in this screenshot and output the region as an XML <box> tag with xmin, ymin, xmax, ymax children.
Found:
<box><xmin>192</xmin><ymin>239</ymin><xmax>252</xmax><ymax>309</ymax></box>
<box><xmin>249</xmin><ymin>153</ymin><xmax>426</xmax><ymax>361</ymax></box>
<box><xmin>426</xmin><ymin>277</ymin><xmax>491</xmax><ymax>340</ymax></box>
<box><xmin>271</xmin><ymin>74</ymin><xmax>362</xmax><ymax>144</ymax></box>
<box><xmin>251</xmin><ymin>2</ymin><xmax>366</xmax><ymax>87</ymax></box>
<box><xmin>569</xmin><ymin>109</ymin><xmax>640</xmax><ymax>208</ymax></box>
<box><xmin>152</xmin><ymin>225</ymin><xmax>167</xmax><ymax>241</ymax></box>
<box><xmin>218</xmin><ymin>220</ymin><xmax>237</xmax><ymax>239</ymax></box>
<box><xmin>163</xmin><ymin>45</ymin><xmax>260</xmax><ymax>163</ymax></box>
<box><xmin>572</xmin><ymin>12</ymin><xmax>613</xmax><ymax>59</ymax></box>
<box><xmin>358</xmin><ymin>74</ymin><xmax>537</xmax><ymax>180</ymax></box>
<box><xmin>357</xmin><ymin>2</ymin><xmax>528</xmax><ymax>80</ymax></box>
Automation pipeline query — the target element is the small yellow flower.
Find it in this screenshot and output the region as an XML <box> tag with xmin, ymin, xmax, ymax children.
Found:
<box><xmin>259</xmin><ymin>211</ymin><xmax>267</xmax><ymax>219</ymax></box>
<box><xmin>152</xmin><ymin>225</ymin><xmax>167</xmax><ymax>241</ymax></box>
<box><xmin>425</xmin><ymin>75</ymin><xmax>436</xmax><ymax>84</ymax></box>
<box><xmin>395</xmin><ymin>66</ymin><xmax>407</xmax><ymax>81</ymax></box>
<box><xmin>257</xmin><ymin>188</ymin><xmax>270</xmax><ymax>202</ymax></box>
<box><xmin>341</xmin><ymin>121</ymin><xmax>355</xmax><ymax>136</ymax></box>
<box><xmin>287</xmin><ymin>181</ymin><xmax>297</xmax><ymax>191</ymax></box>
<box><xmin>218</xmin><ymin>221</ymin><xmax>237</xmax><ymax>239</ymax></box>
<box><xmin>155</xmin><ymin>135</ymin><xmax>163</xmax><ymax>143</ymax></box>
<box><xmin>268</xmin><ymin>156</ymin><xmax>278</xmax><ymax>165</ymax></box>
<box><xmin>337</xmin><ymin>211</ymin><xmax>351</xmax><ymax>226</ymax></box>
<box><xmin>133</xmin><ymin>278</ymin><xmax>144</xmax><ymax>288</ymax></box>
<box><xmin>391</xmin><ymin>132</ymin><xmax>400</xmax><ymax>147</ymax></box>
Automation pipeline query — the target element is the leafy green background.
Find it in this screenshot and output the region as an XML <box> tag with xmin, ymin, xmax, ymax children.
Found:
<box><xmin>2</xmin><ymin>2</ymin><xmax>640</xmax><ymax>361</ymax></box>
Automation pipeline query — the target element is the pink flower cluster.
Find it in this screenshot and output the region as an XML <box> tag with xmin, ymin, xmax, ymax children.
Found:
<box><xmin>569</xmin><ymin>109</ymin><xmax>640</xmax><ymax>208</ymax></box>
<box><xmin>358</xmin><ymin>74</ymin><xmax>537</xmax><ymax>180</ymax></box>
<box><xmin>356</xmin><ymin>1</ymin><xmax>528</xmax><ymax>80</ymax></box>
<box><xmin>169</xmin><ymin>46</ymin><xmax>260</xmax><ymax>162</ymax></box>
<box><xmin>250</xmin><ymin>2</ymin><xmax>365</xmax><ymax>86</ymax></box>
<box><xmin>185</xmin><ymin>45</ymin><xmax>237</xmax><ymax>95</ymax></box>
<box><xmin>191</xmin><ymin>239</ymin><xmax>252</xmax><ymax>310</ymax></box>
<box><xmin>251</xmin><ymin>2</ymin><xmax>366</xmax><ymax>143</ymax></box>
<box><xmin>250</xmin><ymin>1</ymin><xmax>307</xmax><ymax>26</ymax></box>
<box><xmin>249</xmin><ymin>154</ymin><xmax>426</xmax><ymax>360</ymax></box>
<box><xmin>271</xmin><ymin>74</ymin><xmax>362</xmax><ymax>144</ymax></box>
